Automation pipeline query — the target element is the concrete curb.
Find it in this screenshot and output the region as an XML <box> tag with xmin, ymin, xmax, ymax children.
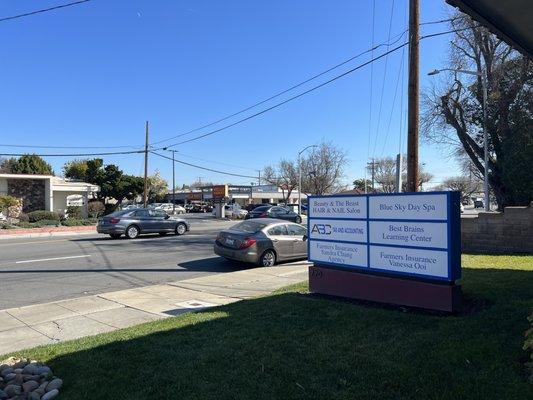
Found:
<box><xmin>0</xmin><ymin>226</ymin><xmax>96</xmax><ymax>240</ymax></box>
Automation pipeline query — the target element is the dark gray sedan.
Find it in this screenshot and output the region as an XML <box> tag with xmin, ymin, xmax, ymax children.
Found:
<box><xmin>214</xmin><ymin>218</ymin><xmax>307</xmax><ymax>267</ymax></box>
<box><xmin>97</xmin><ymin>209</ymin><xmax>190</xmax><ymax>239</ymax></box>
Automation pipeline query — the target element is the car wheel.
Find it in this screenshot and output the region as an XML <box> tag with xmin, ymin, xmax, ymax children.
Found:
<box><xmin>125</xmin><ymin>225</ymin><xmax>140</xmax><ymax>239</ymax></box>
<box><xmin>295</xmin><ymin>216</ymin><xmax>302</xmax><ymax>224</ymax></box>
<box><xmin>259</xmin><ymin>250</ymin><xmax>276</xmax><ymax>267</ymax></box>
<box><xmin>109</xmin><ymin>233</ymin><xmax>121</xmax><ymax>239</ymax></box>
<box><xmin>175</xmin><ymin>223</ymin><xmax>187</xmax><ymax>236</ymax></box>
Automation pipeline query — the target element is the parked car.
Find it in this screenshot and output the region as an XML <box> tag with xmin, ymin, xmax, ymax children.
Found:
<box><xmin>224</xmin><ymin>204</ymin><xmax>248</xmax><ymax>219</ymax></box>
<box><xmin>214</xmin><ymin>218</ymin><xmax>308</xmax><ymax>267</ymax></box>
<box><xmin>245</xmin><ymin>203</ymin><xmax>272</xmax><ymax>212</ymax></box>
<box><xmin>153</xmin><ymin>203</ymin><xmax>186</xmax><ymax>214</ymax></box>
<box><xmin>97</xmin><ymin>209</ymin><xmax>190</xmax><ymax>239</ymax></box>
<box><xmin>474</xmin><ymin>200</ymin><xmax>484</xmax><ymax>209</ymax></box>
<box><xmin>460</xmin><ymin>203</ymin><xmax>464</xmax><ymax>213</ymax></box>
<box><xmin>246</xmin><ymin>205</ymin><xmax>302</xmax><ymax>223</ymax></box>
<box><xmin>121</xmin><ymin>204</ymin><xmax>141</xmax><ymax>211</ymax></box>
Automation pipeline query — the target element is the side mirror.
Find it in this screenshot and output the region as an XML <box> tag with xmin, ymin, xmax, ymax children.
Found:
<box><xmin>303</xmin><ymin>234</ymin><xmax>308</xmax><ymax>241</ymax></box>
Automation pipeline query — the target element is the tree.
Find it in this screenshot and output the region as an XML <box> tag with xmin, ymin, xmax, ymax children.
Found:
<box><xmin>435</xmin><ymin>176</ymin><xmax>482</xmax><ymax>202</ymax></box>
<box><xmin>1</xmin><ymin>154</ymin><xmax>54</xmax><ymax>175</ymax></box>
<box><xmin>63</xmin><ymin>159</ymin><xmax>89</xmax><ymax>180</ymax></box>
<box><xmin>148</xmin><ymin>171</ymin><xmax>169</xmax><ymax>202</ymax></box>
<box><xmin>262</xmin><ymin>160</ymin><xmax>298</xmax><ymax>202</ymax></box>
<box><xmin>353</xmin><ymin>178</ymin><xmax>372</xmax><ymax>192</ymax></box>
<box><xmin>300</xmin><ymin>142</ymin><xmax>348</xmax><ymax>195</ymax></box>
<box><xmin>423</xmin><ymin>16</ymin><xmax>533</xmax><ymax>208</ymax></box>
<box><xmin>366</xmin><ymin>155</ymin><xmax>432</xmax><ymax>193</ymax></box>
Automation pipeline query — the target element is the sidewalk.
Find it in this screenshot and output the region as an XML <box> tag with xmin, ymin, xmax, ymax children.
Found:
<box><xmin>0</xmin><ymin>262</ymin><xmax>309</xmax><ymax>355</ymax></box>
<box><xmin>0</xmin><ymin>225</ymin><xmax>96</xmax><ymax>240</ymax></box>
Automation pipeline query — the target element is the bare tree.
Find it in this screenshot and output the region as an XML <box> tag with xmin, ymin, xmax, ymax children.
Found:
<box><xmin>300</xmin><ymin>142</ymin><xmax>348</xmax><ymax>195</ymax></box>
<box><xmin>422</xmin><ymin>15</ymin><xmax>533</xmax><ymax>208</ymax></box>
<box><xmin>367</xmin><ymin>155</ymin><xmax>433</xmax><ymax>192</ymax></box>
<box><xmin>435</xmin><ymin>176</ymin><xmax>482</xmax><ymax>202</ymax></box>
<box><xmin>262</xmin><ymin>160</ymin><xmax>298</xmax><ymax>202</ymax></box>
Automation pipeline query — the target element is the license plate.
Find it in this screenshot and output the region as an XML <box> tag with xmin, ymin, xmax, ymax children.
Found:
<box><xmin>226</xmin><ymin>238</ymin><xmax>235</xmax><ymax>246</ymax></box>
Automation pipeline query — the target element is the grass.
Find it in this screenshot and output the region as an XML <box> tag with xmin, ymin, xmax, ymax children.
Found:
<box><xmin>3</xmin><ymin>254</ymin><xmax>533</xmax><ymax>400</ymax></box>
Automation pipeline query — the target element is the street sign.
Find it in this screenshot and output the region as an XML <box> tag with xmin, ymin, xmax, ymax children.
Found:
<box><xmin>212</xmin><ymin>185</ymin><xmax>228</xmax><ymax>200</ymax></box>
<box><xmin>307</xmin><ymin>191</ymin><xmax>461</xmax><ymax>282</ymax></box>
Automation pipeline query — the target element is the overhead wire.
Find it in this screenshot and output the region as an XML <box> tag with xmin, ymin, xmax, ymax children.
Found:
<box><xmin>150</xmin><ymin>151</ymin><xmax>258</xmax><ymax>179</ymax></box>
<box><xmin>371</xmin><ymin>0</ymin><xmax>396</xmax><ymax>159</ymax></box>
<box><xmin>0</xmin><ymin>0</ymin><xmax>91</xmax><ymax>23</ymax></box>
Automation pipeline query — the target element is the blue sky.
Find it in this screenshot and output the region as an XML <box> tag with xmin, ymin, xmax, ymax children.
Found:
<box><xmin>0</xmin><ymin>0</ymin><xmax>459</xmax><ymax>188</ymax></box>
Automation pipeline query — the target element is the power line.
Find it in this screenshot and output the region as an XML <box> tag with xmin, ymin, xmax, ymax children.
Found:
<box><xmin>0</xmin><ymin>149</ymin><xmax>144</xmax><ymax>157</ymax></box>
<box><xmin>150</xmin><ymin>151</ymin><xmax>258</xmax><ymax>179</ymax></box>
<box><xmin>159</xmin><ymin>26</ymin><xmax>476</xmax><ymax>149</ymax></box>
<box><xmin>0</xmin><ymin>143</ymin><xmax>141</xmax><ymax>150</ymax></box>
<box><xmin>0</xmin><ymin>0</ymin><xmax>91</xmax><ymax>23</ymax></box>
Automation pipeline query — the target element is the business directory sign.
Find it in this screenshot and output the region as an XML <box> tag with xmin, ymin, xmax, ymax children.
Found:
<box><xmin>307</xmin><ymin>192</ymin><xmax>461</xmax><ymax>282</ymax></box>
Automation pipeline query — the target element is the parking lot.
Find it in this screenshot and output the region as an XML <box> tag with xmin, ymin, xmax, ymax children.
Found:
<box><xmin>0</xmin><ymin>215</ymin><xmax>240</xmax><ymax>309</ymax></box>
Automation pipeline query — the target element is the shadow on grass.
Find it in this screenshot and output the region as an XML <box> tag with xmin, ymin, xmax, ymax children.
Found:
<box><xmin>15</xmin><ymin>267</ymin><xmax>533</xmax><ymax>400</ymax></box>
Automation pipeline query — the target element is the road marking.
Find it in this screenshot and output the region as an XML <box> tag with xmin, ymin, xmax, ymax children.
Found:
<box><xmin>15</xmin><ymin>255</ymin><xmax>92</xmax><ymax>264</ymax></box>
<box><xmin>0</xmin><ymin>238</ymin><xmax>71</xmax><ymax>246</ymax></box>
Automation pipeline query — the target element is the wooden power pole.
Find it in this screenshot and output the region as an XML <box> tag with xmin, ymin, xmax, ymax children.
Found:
<box><xmin>407</xmin><ymin>0</ymin><xmax>420</xmax><ymax>192</ymax></box>
<box><xmin>143</xmin><ymin>121</ymin><xmax>149</xmax><ymax>208</ymax></box>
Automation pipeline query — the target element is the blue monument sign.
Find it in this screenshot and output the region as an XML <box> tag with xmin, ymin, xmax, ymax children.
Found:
<box><xmin>308</xmin><ymin>192</ymin><xmax>461</xmax><ymax>282</ymax></box>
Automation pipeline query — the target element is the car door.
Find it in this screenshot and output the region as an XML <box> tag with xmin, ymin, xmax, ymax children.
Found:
<box><xmin>266</xmin><ymin>224</ymin><xmax>292</xmax><ymax>260</ymax></box>
<box><xmin>132</xmin><ymin>209</ymin><xmax>152</xmax><ymax>232</ymax></box>
<box><xmin>286</xmin><ymin>224</ymin><xmax>308</xmax><ymax>259</ymax></box>
<box><xmin>149</xmin><ymin>209</ymin><xmax>171</xmax><ymax>231</ymax></box>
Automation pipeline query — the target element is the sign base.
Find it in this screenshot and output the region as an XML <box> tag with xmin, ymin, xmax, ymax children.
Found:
<box><xmin>309</xmin><ymin>265</ymin><xmax>461</xmax><ymax>313</ymax></box>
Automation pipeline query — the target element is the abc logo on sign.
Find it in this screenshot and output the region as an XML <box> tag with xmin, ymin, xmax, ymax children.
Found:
<box><xmin>311</xmin><ymin>224</ymin><xmax>331</xmax><ymax>235</ymax></box>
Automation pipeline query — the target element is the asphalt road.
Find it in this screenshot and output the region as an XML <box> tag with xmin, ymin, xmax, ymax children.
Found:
<box><xmin>0</xmin><ymin>215</ymin><xmax>239</xmax><ymax>310</ymax></box>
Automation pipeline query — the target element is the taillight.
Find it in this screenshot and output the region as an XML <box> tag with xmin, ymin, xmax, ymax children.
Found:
<box><xmin>109</xmin><ymin>218</ymin><xmax>120</xmax><ymax>224</ymax></box>
<box><xmin>239</xmin><ymin>237</ymin><xmax>257</xmax><ymax>249</ymax></box>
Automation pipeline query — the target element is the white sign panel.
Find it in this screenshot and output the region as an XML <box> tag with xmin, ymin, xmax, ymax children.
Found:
<box><xmin>66</xmin><ymin>195</ymin><xmax>85</xmax><ymax>207</ymax></box>
<box><xmin>369</xmin><ymin>246</ymin><xmax>449</xmax><ymax>278</ymax></box>
<box><xmin>308</xmin><ymin>196</ymin><xmax>366</xmax><ymax>219</ymax></box>
<box><xmin>309</xmin><ymin>219</ymin><xmax>366</xmax><ymax>243</ymax></box>
<box><xmin>368</xmin><ymin>194</ymin><xmax>448</xmax><ymax>220</ymax></box>
<box><xmin>309</xmin><ymin>241</ymin><xmax>368</xmax><ymax>268</ymax></box>
<box><xmin>307</xmin><ymin>192</ymin><xmax>461</xmax><ymax>281</ymax></box>
<box><xmin>369</xmin><ymin>221</ymin><xmax>448</xmax><ymax>249</ymax></box>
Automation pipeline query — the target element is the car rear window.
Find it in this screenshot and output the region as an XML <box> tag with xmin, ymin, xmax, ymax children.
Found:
<box><xmin>232</xmin><ymin>220</ymin><xmax>269</xmax><ymax>233</ymax></box>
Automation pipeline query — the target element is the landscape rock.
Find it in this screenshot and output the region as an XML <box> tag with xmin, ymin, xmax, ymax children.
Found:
<box><xmin>3</xmin><ymin>373</ymin><xmax>16</xmax><ymax>382</ymax></box>
<box><xmin>36</xmin><ymin>367</ymin><xmax>51</xmax><ymax>377</ymax></box>
<box><xmin>41</xmin><ymin>389</ymin><xmax>59</xmax><ymax>400</ymax></box>
<box><xmin>22</xmin><ymin>364</ymin><xmax>39</xmax><ymax>376</ymax></box>
<box><xmin>0</xmin><ymin>368</ymin><xmax>13</xmax><ymax>378</ymax></box>
<box><xmin>0</xmin><ymin>389</ymin><xmax>7</xmax><ymax>400</ymax></box>
<box><xmin>4</xmin><ymin>384</ymin><xmax>21</xmax><ymax>397</ymax></box>
<box><xmin>23</xmin><ymin>380</ymin><xmax>39</xmax><ymax>393</ymax></box>
<box><xmin>29</xmin><ymin>391</ymin><xmax>42</xmax><ymax>400</ymax></box>
<box><xmin>45</xmin><ymin>379</ymin><xmax>62</xmax><ymax>392</ymax></box>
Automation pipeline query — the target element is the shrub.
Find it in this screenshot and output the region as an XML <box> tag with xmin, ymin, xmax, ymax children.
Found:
<box><xmin>18</xmin><ymin>212</ymin><xmax>29</xmax><ymax>222</ymax></box>
<box><xmin>62</xmin><ymin>219</ymin><xmax>97</xmax><ymax>227</ymax></box>
<box><xmin>28</xmin><ymin>210</ymin><xmax>60</xmax><ymax>222</ymax></box>
<box><xmin>18</xmin><ymin>220</ymin><xmax>60</xmax><ymax>228</ymax></box>
<box><xmin>88</xmin><ymin>201</ymin><xmax>105</xmax><ymax>218</ymax></box>
<box><xmin>66</xmin><ymin>206</ymin><xmax>83</xmax><ymax>219</ymax></box>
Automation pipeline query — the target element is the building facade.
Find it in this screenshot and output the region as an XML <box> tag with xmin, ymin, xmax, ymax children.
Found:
<box><xmin>0</xmin><ymin>174</ymin><xmax>99</xmax><ymax>217</ymax></box>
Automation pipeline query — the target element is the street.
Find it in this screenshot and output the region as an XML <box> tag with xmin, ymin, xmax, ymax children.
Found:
<box><xmin>0</xmin><ymin>215</ymin><xmax>239</xmax><ymax>310</ymax></box>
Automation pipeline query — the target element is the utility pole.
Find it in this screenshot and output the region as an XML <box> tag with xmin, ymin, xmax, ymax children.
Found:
<box><xmin>166</xmin><ymin>149</ymin><xmax>177</xmax><ymax>214</ymax></box>
<box><xmin>395</xmin><ymin>153</ymin><xmax>403</xmax><ymax>192</ymax></box>
<box><xmin>143</xmin><ymin>121</ymin><xmax>149</xmax><ymax>208</ymax></box>
<box><xmin>367</xmin><ymin>159</ymin><xmax>376</xmax><ymax>192</ymax></box>
<box><xmin>257</xmin><ymin>170</ymin><xmax>261</xmax><ymax>186</ymax></box>
<box><xmin>407</xmin><ymin>0</ymin><xmax>420</xmax><ymax>192</ymax></box>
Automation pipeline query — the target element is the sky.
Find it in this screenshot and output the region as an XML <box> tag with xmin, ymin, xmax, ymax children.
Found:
<box><xmin>0</xmin><ymin>0</ymin><xmax>461</xmax><ymax>189</ymax></box>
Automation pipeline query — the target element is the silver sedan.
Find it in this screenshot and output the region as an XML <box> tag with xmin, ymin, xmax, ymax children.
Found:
<box><xmin>214</xmin><ymin>218</ymin><xmax>307</xmax><ymax>267</ymax></box>
<box><xmin>97</xmin><ymin>209</ymin><xmax>190</xmax><ymax>239</ymax></box>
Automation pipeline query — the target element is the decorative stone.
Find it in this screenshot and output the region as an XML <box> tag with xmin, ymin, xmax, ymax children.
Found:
<box><xmin>36</xmin><ymin>367</ymin><xmax>51</xmax><ymax>377</ymax></box>
<box><xmin>23</xmin><ymin>380</ymin><xmax>39</xmax><ymax>393</ymax></box>
<box><xmin>3</xmin><ymin>373</ymin><xmax>16</xmax><ymax>382</ymax></box>
<box><xmin>23</xmin><ymin>374</ymin><xmax>41</xmax><ymax>382</ymax></box>
<box><xmin>0</xmin><ymin>368</ymin><xmax>13</xmax><ymax>378</ymax></box>
<box><xmin>0</xmin><ymin>389</ymin><xmax>7</xmax><ymax>400</ymax></box>
<box><xmin>41</xmin><ymin>389</ymin><xmax>59</xmax><ymax>400</ymax></box>
<box><xmin>29</xmin><ymin>392</ymin><xmax>42</xmax><ymax>400</ymax></box>
<box><xmin>22</xmin><ymin>364</ymin><xmax>39</xmax><ymax>376</ymax></box>
<box><xmin>4</xmin><ymin>384</ymin><xmax>21</xmax><ymax>397</ymax></box>
<box><xmin>45</xmin><ymin>379</ymin><xmax>62</xmax><ymax>392</ymax></box>
<box><xmin>13</xmin><ymin>369</ymin><xmax>23</xmax><ymax>374</ymax></box>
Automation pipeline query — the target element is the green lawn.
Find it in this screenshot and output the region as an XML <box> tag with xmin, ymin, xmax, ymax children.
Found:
<box><xmin>4</xmin><ymin>254</ymin><xmax>533</xmax><ymax>400</ymax></box>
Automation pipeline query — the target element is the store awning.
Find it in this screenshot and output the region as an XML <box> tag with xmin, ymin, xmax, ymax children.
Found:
<box><xmin>446</xmin><ymin>0</ymin><xmax>533</xmax><ymax>59</ymax></box>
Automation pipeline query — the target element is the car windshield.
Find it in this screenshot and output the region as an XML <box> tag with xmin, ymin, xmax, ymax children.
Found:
<box><xmin>232</xmin><ymin>220</ymin><xmax>269</xmax><ymax>233</ymax></box>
